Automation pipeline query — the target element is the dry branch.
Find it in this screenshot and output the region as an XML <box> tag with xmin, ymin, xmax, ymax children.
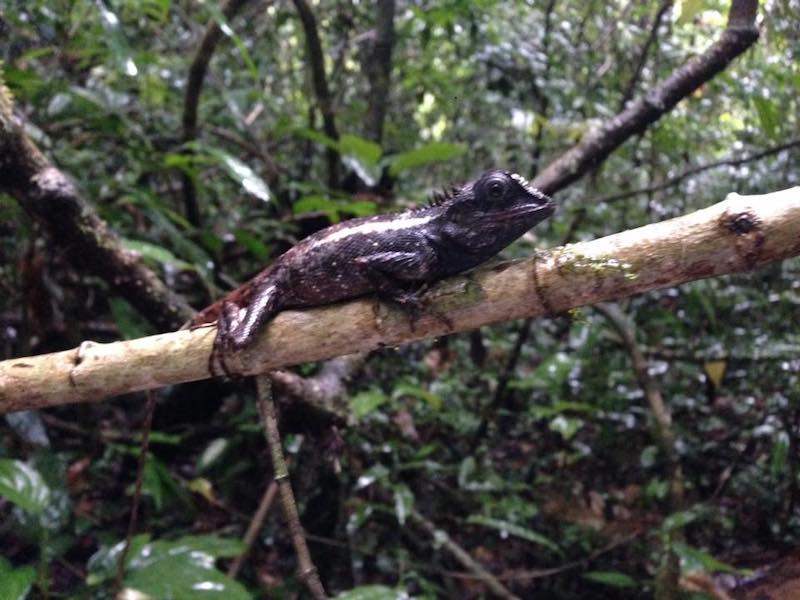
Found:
<box><xmin>1</xmin><ymin>187</ymin><xmax>799</xmax><ymax>413</ymax></box>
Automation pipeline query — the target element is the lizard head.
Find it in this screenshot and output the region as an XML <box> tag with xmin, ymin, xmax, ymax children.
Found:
<box><xmin>441</xmin><ymin>169</ymin><xmax>554</xmax><ymax>251</ymax></box>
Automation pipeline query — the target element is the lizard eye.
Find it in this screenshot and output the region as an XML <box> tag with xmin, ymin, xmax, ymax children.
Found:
<box><xmin>488</xmin><ymin>180</ymin><xmax>505</xmax><ymax>199</ymax></box>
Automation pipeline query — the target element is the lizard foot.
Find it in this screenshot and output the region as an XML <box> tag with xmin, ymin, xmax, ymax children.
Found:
<box><xmin>208</xmin><ymin>301</ymin><xmax>243</xmax><ymax>379</ymax></box>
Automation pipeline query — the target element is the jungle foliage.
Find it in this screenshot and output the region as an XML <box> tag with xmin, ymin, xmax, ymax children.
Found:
<box><xmin>1</xmin><ymin>0</ymin><xmax>799</xmax><ymax>598</ymax></box>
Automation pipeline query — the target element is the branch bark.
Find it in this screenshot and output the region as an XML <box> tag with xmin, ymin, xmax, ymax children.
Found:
<box><xmin>532</xmin><ymin>0</ymin><xmax>758</xmax><ymax>195</ymax></box>
<box><xmin>181</xmin><ymin>0</ymin><xmax>253</xmax><ymax>226</ymax></box>
<box><xmin>362</xmin><ymin>0</ymin><xmax>395</xmax><ymax>144</ymax></box>
<box><xmin>0</xmin><ymin>80</ymin><xmax>193</xmax><ymax>332</ymax></box>
<box><xmin>1</xmin><ymin>187</ymin><xmax>798</xmax><ymax>413</ymax></box>
<box><xmin>292</xmin><ymin>0</ymin><xmax>340</xmax><ymax>189</ymax></box>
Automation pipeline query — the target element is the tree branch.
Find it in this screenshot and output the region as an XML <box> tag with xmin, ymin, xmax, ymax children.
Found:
<box><xmin>618</xmin><ymin>0</ymin><xmax>674</xmax><ymax>110</ymax></box>
<box><xmin>409</xmin><ymin>510</ymin><xmax>521</xmax><ymax>600</ymax></box>
<box><xmin>0</xmin><ymin>79</ymin><xmax>193</xmax><ymax>331</ymax></box>
<box><xmin>532</xmin><ymin>0</ymin><xmax>759</xmax><ymax>195</ymax></box>
<box><xmin>1</xmin><ymin>187</ymin><xmax>798</xmax><ymax>413</ymax></box>
<box><xmin>292</xmin><ymin>0</ymin><xmax>340</xmax><ymax>189</ymax></box>
<box><xmin>181</xmin><ymin>0</ymin><xmax>253</xmax><ymax>226</ymax></box>
<box><xmin>255</xmin><ymin>375</ymin><xmax>328</xmax><ymax>599</ymax></box>
<box><xmin>593</xmin><ymin>139</ymin><xmax>800</xmax><ymax>205</ymax></box>
<box><xmin>362</xmin><ymin>0</ymin><xmax>395</xmax><ymax>144</ymax></box>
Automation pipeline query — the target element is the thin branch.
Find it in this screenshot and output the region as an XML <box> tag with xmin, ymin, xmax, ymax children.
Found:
<box><xmin>291</xmin><ymin>0</ymin><xmax>340</xmax><ymax>189</ymax></box>
<box><xmin>181</xmin><ymin>0</ymin><xmax>253</xmax><ymax>226</ymax></box>
<box><xmin>643</xmin><ymin>345</ymin><xmax>800</xmax><ymax>364</ymax></box>
<box><xmin>362</xmin><ymin>0</ymin><xmax>395</xmax><ymax>144</ymax></box>
<box><xmin>618</xmin><ymin>0</ymin><xmax>674</xmax><ymax>110</ymax></box>
<box><xmin>255</xmin><ymin>375</ymin><xmax>328</xmax><ymax>599</ymax></box>
<box><xmin>532</xmin><ymin>0</ymin><xmax>758</xmax><ymax>195</ymax></box>
<box><xmin>594</xmin><ymin>139</ymin><xmax>800</xmax><ymax>205</ymax></box>
<box><xmin>270</xmin><ymin>353</ymin><xmax>366</xmax><ymax>421</ymax></box>
<box><xmin>595</xmin><ymin>304</ymin><xmax>684</xmax><ymax>508</ymax></box>
<box><xmin>2</xmin><ymin>186</ymin><xmax>798</xmax><ymax>412</ymax></box>
<box><xmin>409</xmin><ymin>510</ymin><xmax>522</xmax><ymax>600</ymax></box>
<box><xmin>595</xmin><ymin>303</ymin><xmax>683</xmax><ymax>600</ymax></box>
<box><xmin>114</xmin><ymin>390</ymin><xmax>158</xmax><ymax>591</ymax></box>
<box><xmin>227</xmin><ymin>480</ymin><xmax>279</xmax><ymax>579</ymax></box>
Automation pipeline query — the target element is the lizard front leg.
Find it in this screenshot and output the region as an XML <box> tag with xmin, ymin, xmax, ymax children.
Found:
<box><xmin>353</xmin><ymin>251</ymin><xmax>453</xmax><ymax>329</ymax></box>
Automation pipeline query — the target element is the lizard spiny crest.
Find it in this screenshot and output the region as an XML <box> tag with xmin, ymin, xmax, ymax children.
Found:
<box><xmin>427</xmin><ymin>184</ymin><xmax>462</xmax><ymax>208</ymax></box>
<box><xmin>509</xmin><ymin>172</ymin><xmax>549</xmax><ymax>202</ymax></box>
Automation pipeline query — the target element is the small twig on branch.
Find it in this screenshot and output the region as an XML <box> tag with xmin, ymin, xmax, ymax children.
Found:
<box><xmin>593</xmin><ymin>139</ymin><xmax>800</xmax><ymax>205</ymax></box>
<box><xmin>1</xmin><ymin>187</ymin><xmax>799</xmax><ymax>412</ymax></box>
<box><xmin>618</xmin><ymin>0</ymin><xmax>674</xmax><ymax>110</ymax></box>
<box><xmin>255</xmin><ymin>375</ymin><xmax>328</xmax><ymax>599</ymax></box>
<box><xmin>409</xmin><ymin>510</ymin><xmax>522</xmax><ymax>600</ymax></box>
<box><xmin>227</xmin><ymin>480</ymin><xmax>279</xmax><ymax>579</ymax></box>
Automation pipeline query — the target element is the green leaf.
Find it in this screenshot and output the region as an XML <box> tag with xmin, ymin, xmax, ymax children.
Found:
<box><xmin>640</xmin><ymin>445</ymin><xmax>659</xmax><ymax>468</ymax></box>
<box><xmin>753</xmin><ymin>96</ymin><xmax>779</xmax><ymax>139</ymax></box>
<box><xmin>0</xmin><ymin>459</ymin><xmax>50</xmax><ymax>515</ymax></box>
<box><xmin>514</xmin><ymin>352</ymin><xmax>575</xmax><ymax>394</ymax></box>
<box><xmin>167</xmin><ymin>535</ymin><xmax>247</xmax><ymax>558</ymax></box>
<box><xmin>392</xmin><ymin>383</ymin><xmax>442</xmax><ymax>410</ymax></box>
<box><xmin>90</xmin><ymin>536</ymin><xmax>249</xmax><ymax>599</ymax></box>
<box><xmin>95</xmin><ymin>3</ymin><xmax>139</xmax><ymax>77</ymax></box>
<box><xmin>393</xmin><ymin>484</ymin><xmax>414</xmax><ymax>526</ymax></box>
<box><xmin>201</xmin><ymin>0</ymin><xmax>259</xmax><ymax>82</ymax></box>
<box><xmin>293</xmin><ymin>127</ymin><xmax>339</xmax><ymax>151</ymax></box>
<box><xmin>388</xmin><ymin>142</ymin><xmax>466</xmax><ymax>175</ymax></box>
<box><xmin>122</xmin><ymin>238</ymin><xmax>194</xmax><ymax>270</ymax></box>
<box><xmin>583</xmin><ymin>571</ymin><xmax>637</xmax><ymax>588</ymax></box>
<box><xmin>233</xmin><ymin>230</ymin><xmax>270</xmax><ymax>261</ymax></box>
<box><xmin>197</xmin><ymin>438</ymin><xmax>229</xmax><ymax>472</ymax></box>
<box><xmin>771</xmin><ymin>431</ymin><xmax>790</xmax><ymax>477</ymax></box>
<box><xmin>342</xmin><ymin>155</ymin><xmax>379</xmax><ymax>187</ymax></box>
<box><xmin>208</xmin><ymin>149</ymin><xmax>272</xmax><ymax>203</ymax></box>
<box><xmin>548</xmin><ymin>415</ymin><xmax>583</xmax><ymax>441</ymax></box>
<box><xmin>672</xmin><ymin>543</ymin><xmax>742</xmax><ymax>575</ymax></box>
<box><xmin>355</xmin><ymin>464</ymin><xmax>390</xmax><ymax>490</ymax></box>
<box><xmin>351</xmin><ymin>390</ymin><xmax>389</xmax><ymax>420</ymax></box>
<box><xmin>294</xmin><ymin>195</ymin><xmax>376</xmax><ymax>223</ymax></box>
<box><xmin>138</xmin><ymin>454</ymin><xmax>189</xmax><ymax>511</ymax></box>
<box><xmin>466</xmin><ymin>516</ymin><xmax>561</xmax><ymax>555</ymax></box>
<box><xmin>662</xmin><ymin>508</ymin><xmax>699</xmax><ymax>532</ymax></box>
<box><xmin>294</xmin><ymin>195</ymin><xmax>343</xmax><ymax>222</ymax></box>
<box><xmin>339</xmin><ymin>134</ymin><xmax>383</xmax><ymax>166</ymax></box>
<box><xmin>108</xmin><ymin>297</ymin><xmax>153</xmax><ymax>340</ymax></box>
<box><xmin>0</xmin><ymin>556</ymin><xmax>36</xmax><ymax>600</ymax></box>
<box><xmin>335</xmin><ymin>585</ymin><xmax>408</xmax><ymax>600</ymax></box>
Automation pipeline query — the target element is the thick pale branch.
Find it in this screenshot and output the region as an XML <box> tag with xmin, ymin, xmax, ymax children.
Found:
<box><xmin>1</xmin><ymin>187</ymin><xmax>798</xmax><ymax>413</ymax></box>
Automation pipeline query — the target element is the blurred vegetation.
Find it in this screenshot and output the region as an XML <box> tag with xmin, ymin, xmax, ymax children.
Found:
<box><xmin>1</xmin><ymin>0</ymin><xmax>799</xmax><ymax>598</ymax></box>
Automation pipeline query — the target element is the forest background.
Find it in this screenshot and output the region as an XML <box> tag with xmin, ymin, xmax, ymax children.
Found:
<box><xmin>1</xmin><ymin>0</ymin><xmax>799</xmax><ymax>599</ymax></box>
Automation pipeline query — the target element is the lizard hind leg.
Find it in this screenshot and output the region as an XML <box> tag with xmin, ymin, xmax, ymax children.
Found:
<box><xmin>209</xmin><ymin>300</ymin><xmax>243</xmax><ymax>378</ymax></box>
<box><xmin>208</xmin><ymin>278</ymin><xmax>284</xmax><ymax>378</ymax></box>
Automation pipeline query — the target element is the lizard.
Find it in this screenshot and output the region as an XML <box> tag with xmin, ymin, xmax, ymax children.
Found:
<box><xmin>190</xmin><ymin>169</ymin><xmax>554</xmax><ymax>376</ymax></box>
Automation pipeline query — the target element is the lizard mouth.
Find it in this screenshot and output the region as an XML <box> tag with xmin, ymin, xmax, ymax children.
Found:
<box><xmin>495</xmin><ymin>201</ymin><xmax>555</xmax><ymax>221</ymax></box>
